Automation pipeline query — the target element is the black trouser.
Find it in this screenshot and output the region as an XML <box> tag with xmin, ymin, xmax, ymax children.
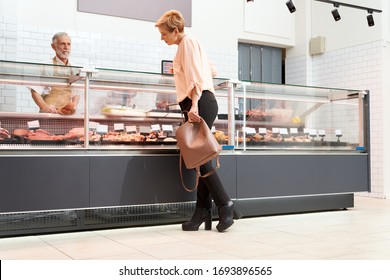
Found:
<box><xmin>179</xmin><ymin>90</ymin><xmax>230</xmax><ymax>209</ymax></box>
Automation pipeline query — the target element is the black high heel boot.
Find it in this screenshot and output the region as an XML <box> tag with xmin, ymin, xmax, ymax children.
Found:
<box><xmin>182</xmin><ymin>208</ymin><xmax>212</xmax><ymax>231</ymax></box>
<box><xmin>233</xmin><ymin>206</ymin><xmax>243</xmax><ymax>220</ymax></box>
<box><xmin>216</xmin><ymin>201</ymin><xmax>234</xmax><ymax>232</ymax></box>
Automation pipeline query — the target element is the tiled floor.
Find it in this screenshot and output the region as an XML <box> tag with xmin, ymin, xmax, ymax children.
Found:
<box><xmin>1</xmin><ymin>195</ymin><xmax>390</xmax><ymax>260</ymax></box>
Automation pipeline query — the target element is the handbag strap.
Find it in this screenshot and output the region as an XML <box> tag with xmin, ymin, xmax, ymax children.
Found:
<box><xmin>179</xmin><ymin>154</ymin><xmax>220</xmax><ymax>192</ymax></box>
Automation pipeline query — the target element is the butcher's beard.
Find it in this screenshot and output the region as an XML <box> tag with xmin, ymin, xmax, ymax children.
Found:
<box><xmin>56</xmin><ymin>50</ymin><xmax>70</xmax><ymax>60</ymax></box>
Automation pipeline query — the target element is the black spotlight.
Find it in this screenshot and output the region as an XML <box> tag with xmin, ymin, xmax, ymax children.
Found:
<box><xmin>367</xmin><ymin>11</ymin><xmax>374</xmax><ymax>27</ymax></box>
<box><xmin>332</xmin><ymin>9</ymin><xmax>341</xmax><ymax>21</ymax></box>
<box><xmin>246</xmin><ymin>0</ymin><xmax>254</xmax><ymax>2</ymax></box>
<box><xmin>286</xmin><ymin>0</ymin><xmax>296</xmax><ymax>13</ymax></box>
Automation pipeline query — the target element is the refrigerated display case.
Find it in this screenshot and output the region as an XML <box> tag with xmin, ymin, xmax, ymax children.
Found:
<box><xmin>0</xmin><ymin>60</ymin><xmax>370</xmax><ymax>236</ymax></box>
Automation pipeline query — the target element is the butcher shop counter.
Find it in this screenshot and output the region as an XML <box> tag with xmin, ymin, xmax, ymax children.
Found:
<box><xmin>0</xmin><ymin>60</ymin><xmax>370</xmax><ymax>237</ymax></box>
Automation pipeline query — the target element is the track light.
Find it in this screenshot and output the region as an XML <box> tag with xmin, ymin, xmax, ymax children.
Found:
<box><xmin>316</xmin><ymin>1</ymin><xmax>382</xmax><ymax>27</ymax></box>
<box><xmin>367</xmin><ymin>10</ymin><xmax>374</xmax><ymax>27</ymax></box>
<box><xmin>246</xmin><ymin>0</ymin><xmax>254</xmax><ymax>2</ymax></box>
<box><xmin>332</xmin><ymin>9</ymin><xmax>341</xmax><ymax>21</ymax></box>
<box><xmin>286</xmin><ymin>0</ymin><xmax>296</xmax><ymax>13</ymax></box>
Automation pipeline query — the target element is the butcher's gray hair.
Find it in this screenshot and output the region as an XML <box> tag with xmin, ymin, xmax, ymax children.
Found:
<box><xmin>52</xmin><ymin>32</ymin><xmax>70</xmax><ymax>43</ymax></box>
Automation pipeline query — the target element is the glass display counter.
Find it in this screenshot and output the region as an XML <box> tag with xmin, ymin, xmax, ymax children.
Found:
<box><xmin>0</xmin><ymin>60</ymin><xmax>370</xmax><ymax>237</ymax></box>
<box><xmin>0</xmin><ymin>60</ymin><xmax>368</xmax><ymax>152</ymax></box>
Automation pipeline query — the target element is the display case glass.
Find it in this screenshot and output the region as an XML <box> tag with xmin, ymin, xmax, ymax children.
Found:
<box><xmin>0</xmin><ymin>60</ymin><xmax>368</xmax><ymax>152</ymax></box>
<box><xmin>220</xmin><ymin>81</ymin><xmax>368</xmax><ymax>152</ymax></box>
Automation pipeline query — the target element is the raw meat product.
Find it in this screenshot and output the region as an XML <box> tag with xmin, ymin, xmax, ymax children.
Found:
<box><xmin>163</xmin><ymin>137</ymin><xmax>176</xmax><ymax>142</ymax></box>
<box><xmin>60</xmin><ymin>103</ymin><xmax>76</xmax><ymax>115</ymax></box>
<box><xmin>252</xmin><ymin>134</ymin><xmax>263</xmax><ymax>142</ymax></box>
<box><xmin>35</xmin><ymin>129</ymin><xmax>50</xmax><ymax>135</ymax></box>
<box><xmin>80</xmin><ymin>132</ymin><xmax>101</xmax><ymax>142</ymax></box>
<box><xmin>0</xmin><ymin>128</ymin><xmax>11</xmax><ymax>139</ymax></box>
<box><xmin>103</xmin><ymin>132</ymin><xmax>145</xmax><ymax>142</ymax></box>
<box><xmin>13</xmin><ymin>129</ymin><xmax>29</xmax><ymax>137</ymax></box>
<box><xmin>64</xmin><ymin>127</ymin><xmax>85</xmax><ymax>139</ymax></box>
<box><xmin>25</xmin><ymin>130</ymin><xmax>54</xmax><ymax>140</ymax></box>
<box><xmin>214</xmin><ymin>130</ymin><xmax>226</xmax><ymax>142</ymax></box>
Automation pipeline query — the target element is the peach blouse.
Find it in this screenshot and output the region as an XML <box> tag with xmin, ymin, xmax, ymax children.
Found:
<box><xmin>173</xmin><ymin>34</ymin><xmax>217</xmax><ymax>103</ymax></box>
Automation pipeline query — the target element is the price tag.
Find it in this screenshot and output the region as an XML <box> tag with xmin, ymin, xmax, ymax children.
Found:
<box><xmin>303</xmin><ymin>128</ymin><xmax>310</xmax><ymax>134</ymax></box>
<box><xmin>27</xmin><ymin>120</ymin><xmax>40</xmax><ymax>130</ymax></box>
<box><xmin>139</xmin><ymin>126</ymin><xmax>150</xmax><ymax>134</ymax></box>
<box><xmin>126</xmin><ymin>125</ymin><xmax>137</xmax><ymax>133</ymax></box>
<box><xmin>318</xmin><ymin>129</ymin><xmax>326</xmax><ymax>137</ymax></box>
<box><xmin>279</xmin><ymin>128</ymin><xmax>288</xmax><ymax>135</ymax></box>
<box><xmin>290</xmin><ymin>127</ymin><xmax>298</xmax><ymax>134</ymax></box>
<box><xmin>309</xmin><ymin>129</ymin><xmax>317</xmax><ymax>137</ymax></box>
<box><xmin>272</xmin><ymin>128</ymin><xmax>280</xmax><ymax>134</ymax></box>
<box><xmin>96</xmin><ymin>124</ymin><xmax>108</xmax><ymax>134</ymax></box>
<box><xmin>258</xmin><ymin>127</ymin><xmax>267</xmax><ymax>135</ymax></box>
<box><xmin>151</xmin><ymin>124</ymin><xmax>161</xmax><ymax>132</ymax></box>
<box><xmin>211</xmin><ymin>126</ymin><xmax>216</xmax><ymax>133</ymax></box>
<box><xmin>243</xmin><ymin>127</ymin><xmax>256</xmax><ymax>135</ymax></box>
<box><xmin>89</xmin><ymin>121</ymin><xmax>99</xmax><ymax>130</ymax></box>
<box><xmin>335</xmin><ymin>129</ymin><xmax>342</xmax><ymax>136</ymax></box>
<box><xmin>162</xmin><ymin>125</ymin><xmax>173</xmax><ymax>132</ymax></box>
<box><xmin>114</xmin><ymin>123</ymin><xmax>125</xmax><ymax>131</ymax></box>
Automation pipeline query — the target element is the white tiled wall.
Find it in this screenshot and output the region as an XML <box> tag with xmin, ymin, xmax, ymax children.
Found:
<box><xmin>286</xmin><ymin>40</ymin><xmax>384</xmax><ymax>198</ymax></box>
<box><xmin>1</xmin><ymin>16</ymin><xmax>385</xmax><ymax>198</ymax></box>
<box><xmin>0</xmin><ymin>16</ymin><xmax>238</xmax><ymax>113</ymax></box>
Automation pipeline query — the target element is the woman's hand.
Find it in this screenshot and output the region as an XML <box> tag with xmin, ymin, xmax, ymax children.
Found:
<box><xmin>188</xmin><ymin>106</ymin><xmax>201</xmax><ymax>122</ymax></box>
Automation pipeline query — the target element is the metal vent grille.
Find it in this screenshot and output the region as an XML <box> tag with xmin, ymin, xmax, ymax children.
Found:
<box><xmin>0</xmin><ymin>210</ymin><xmax>78</xmax><ymax>234</ymax></box>
<box><xmin>0</xmin><ymin>202</ymin><xmax>217</xmax><ymax>237</ymax></box>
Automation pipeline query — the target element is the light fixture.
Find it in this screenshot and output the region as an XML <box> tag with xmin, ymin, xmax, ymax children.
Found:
<box><xmin>315</xmin><ymin>1</ymin><xmax>382</xmax><ymax>26</ymax></box>
<box><xmin>332</xmin><ymin>8</ymin><xmax>341</xmax><ymax>21</ymax></box>
<box><xmin>367</xmin><ymin>10</ymin><xmax>374</xmax><ymax>27</ymax></box>
<box><xmin>286</xmin><ymin>0</ymin><xmax>296</xmax><ymax>13</ymax></box>
<box><xmin>246</xmin><ymin>0</ymin><xmax>254</xmax><ymax>2</ymax></box>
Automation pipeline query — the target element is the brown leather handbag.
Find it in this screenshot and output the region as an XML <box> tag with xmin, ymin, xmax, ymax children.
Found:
<box><xmin>175</xmin><ymin>118</ymin><xmax>221</xmax><ymax>192</ymax></box>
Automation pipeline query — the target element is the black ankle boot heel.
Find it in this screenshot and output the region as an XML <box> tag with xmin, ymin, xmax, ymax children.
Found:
<box><xmin>204</xmin><ymin>215</ymin><xmax>212</xmax><ymax>230</ymax></box>
<box><xmin>233</xmin><ymin>207</ymin><xmax>243</xmax><ymax>220</ymax></box>
<box><xmin>216</xmin><ymin>201</ymin><xmax>234</xmax><ymax>232</ymax></box>
<box><xmin>182</xmin><ymin>208</ymin><xmax>212</xmax><ymax>231</ymax></box>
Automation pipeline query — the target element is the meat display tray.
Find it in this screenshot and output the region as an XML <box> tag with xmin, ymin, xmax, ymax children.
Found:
<box><xmin>244</xmin><ymin>141</ymin><xmax>348</xmax><ymax>147</ymax></box>
<box><xmin>86</xmin><ymin>139</ymin><xmax>177</xmax><ymax>146</ymax></box>
<box><xmin>218</xmin><ymin>114</ymin><xmax>244</xmax><ymax>120</ymax></box>
<box><xmin>217</xmin><ymin>114</ymin><xmax>272</xmax><ymax>121</ymax></box>
<box><xmin>0</xmin><ymin>138</ymin><xmax>18</xmax><ymax>144</ymax></box>
<box><xmin>28</xmin><ymin>140</ymin><xmax>70</xmax><ymax>145</ymax></box>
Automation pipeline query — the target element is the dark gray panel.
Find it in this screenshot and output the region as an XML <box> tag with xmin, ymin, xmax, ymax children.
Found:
<box><xmin>238</xmin><ymin>43</ymin><xmax>251</xmax><ymax>81</ymax></box>
<box><xmin>89</xmin><ymin>154</ymin><xmax>237</xmax><ymax>207</ymax></box>
<box><xmin>0</xmin><ymin>157</ymin><xmax>89</xmax><ymax>212</ymax></box>
<box><xmin>78</xmin><ymin>0</ymin><xmax>192</xmax><ymax>26</ymax></box>
<box><xmin>261</xmin><ymin>46</ymin><xmax>282</xmax><ymax>83</ymax></box>
<box><xmin>236</xmin><ymin>193</ymin><xmax>354</xmax><ymax>217</ymax></box>
<box><xmin>237</xmin><ymin>154</ymin><xmax>369</xmax><ymax>198</ymax></box>
<box><xmin>214</xmin><ymin>155</ymin><xmax>237</xmax><ymax>198</ymax></box>
<box><xmin>250</xmin><ymin>45</ymin><xmax>262</xmax><ymax>82</ymax></box>
<box><xmin>90</xmin><ymin>155</ymin><xmax>192</xmax><ymax>206</ymax></box>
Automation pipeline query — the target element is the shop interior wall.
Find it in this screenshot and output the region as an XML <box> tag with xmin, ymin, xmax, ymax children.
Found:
<box><xmin>382</xmin><ymin>1</ymin><xmax>390</xmax><ymax>199</ymax></box>
<box><xmin>0</xmin><ymin>0</ymin><xmax>295</xmax><ymax>113</ymax></box>
<box><xmin>0</xmin><ymin>0</ymin><xmax>295</xmax><ymax>73</ymax></box>
<box><xmin>285</xmin><ymin>0</ymin><xmax>388</xmax><ymax>199</ymax></box>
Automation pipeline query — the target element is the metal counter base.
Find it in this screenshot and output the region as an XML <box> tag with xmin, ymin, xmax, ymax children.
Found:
<box><xmin>0</xmin><ymin>193</ymin><xmax>353</xmax><ymax>237</ymax></box>
<box><xmin>0</xmin><ymin>152</ymin><xmax>367</xmax><ymax>237</ymax></box>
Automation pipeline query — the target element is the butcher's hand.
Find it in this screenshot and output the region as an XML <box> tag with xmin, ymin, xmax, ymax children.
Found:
<box><xmin>42</xmin><ymin>105</ymin><xmax>58</xmax><ymax>113</ymax></box>
<box><xmin>188</xmin><ymin>106</ymin><xmax>201</xmax><ymax>123</ymax></box>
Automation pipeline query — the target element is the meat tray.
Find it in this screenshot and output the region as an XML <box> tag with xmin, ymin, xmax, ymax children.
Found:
<box><xmin>0</xmin><ymin>138</ymin><xmax>18</xmax><ymax>144</ymax></box>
